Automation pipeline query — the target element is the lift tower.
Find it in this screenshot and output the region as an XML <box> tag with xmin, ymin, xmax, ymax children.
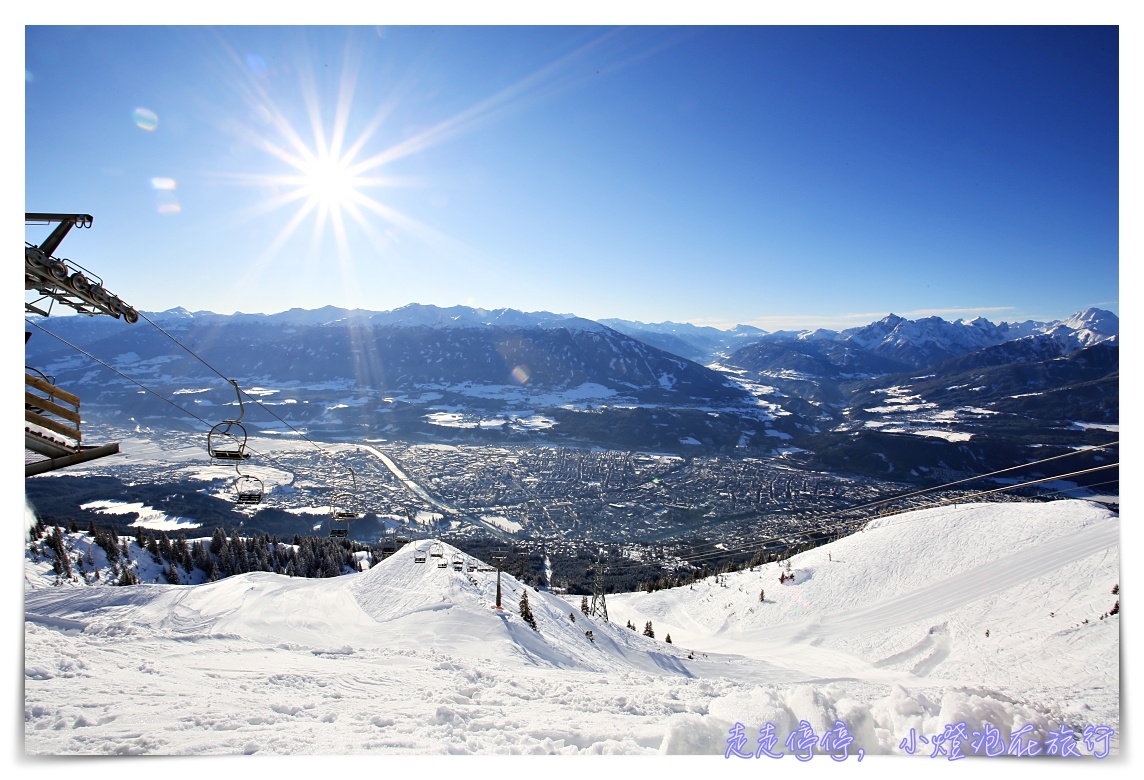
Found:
<box><xmin>589</xmin><ymin>558</ymin><xmax>610</xmax><ymax>622</ymax></box>
<box><xmin>25</xmin><ymin>213</ymin><xmax>137</xmax><ymax>476</ymax></box>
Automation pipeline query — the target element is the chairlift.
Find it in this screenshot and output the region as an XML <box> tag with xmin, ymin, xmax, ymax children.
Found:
<box><xmin>452</xmin><ymin>553</ymin><xmax>464</xmax><ymax>572</ymax></box>
<box><xmin>414</xmin><ymin>546</ymin><xmax>428</xmax><ymax>564</ymax></box>
<box><xmin>331</xmin><ymin>492</ymin><xmax>360</xmax><ymax>520</ymax></box>
<box><xmin>328</xmin><ymin>461</ymin><xmax>362</xmax><ymax>538</ymax></box>
<box><xmin>207</xmin><ymin>380</ymin><xmax>251</xmax><ymax>462</ymax></box>
<box><xmin>234</xmin><ymin>467</ymin><xmax>263</xmax><ymax>505</ymax></box>
<box><xmin>430</xmin><ymin>541</ymin><xmax>444</xmax><ymax>558</ymax></box>
<box><xmin>328</xmin><ymin>492</ymin><xmax>357</xmax><ymax>539</ymax></box>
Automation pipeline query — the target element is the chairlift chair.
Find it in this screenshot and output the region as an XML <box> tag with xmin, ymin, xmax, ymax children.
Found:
<box><xmin>329</xmin><ymin>492</ymin><xmax>358</xmax><ymax>539</ymax></box>
<box><xmin>207</xmin><ymin>380</ymin><xmax>251</xmax><ymax>462</ymax></box>
<box><xmin>234</xmin><ymin>472</ymin><xmax>264</xmax><ymax>505</ymax></box>
<box><xmin>414</xmin><ymin>547</ymin><xmax>428</xmax><ymax>564</ymax></box>
<box><xmin>452</xmin><ymin>553</ymin><xmax>464</xmax><ymax>572</ymax></box>
<box><xmin>208</xmin><ymin>421</ymin><xmax>250</xmax><ymax>462</ymax></box>
<box><xmin>430</xmin><ymin>541</ymin><xmax>444</xmax><ymax>558</ymax></box>
<box><xmin>330</xmin><ymin>492</ymin><xmax>360</xmax><ymax>520</ymax></box>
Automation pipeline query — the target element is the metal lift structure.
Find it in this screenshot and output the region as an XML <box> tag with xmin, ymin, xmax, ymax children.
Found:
<box><xmin>25</xmin><ymin>213</ymin><xmax>136</xmax><ymax>476</ymax></box>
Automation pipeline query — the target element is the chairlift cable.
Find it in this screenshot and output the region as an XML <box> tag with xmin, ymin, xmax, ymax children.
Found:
<box><xmin>26</xmin><ymin>318</ymin><xmax>291</xmax><ymax>475</ymax></box>
<box><xmin>26</xmin><ymin>318</ymin><xmax>214</xmax><ymax>430</ymax></box>
<box><xmin>136</xmin><ymin>310</ymin><xmax>342</xmax><ymax>460</ymax></box>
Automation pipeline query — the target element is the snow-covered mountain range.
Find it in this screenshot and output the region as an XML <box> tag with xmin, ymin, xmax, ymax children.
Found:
<box><xmin>605</xmin><ymin>307</ymin><xmax>1117</xmax><ymax>367</ymax></box>
<box><xmin>24</xmin><ymin>304</ymin><xmax>1118</xmax><ymax>477</ymax></box>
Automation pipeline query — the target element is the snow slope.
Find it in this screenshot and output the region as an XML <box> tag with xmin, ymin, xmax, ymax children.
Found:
<box><xmin>23</xmin><ymin>500</ymin><xmax>1121</xmax><ymax>763</ymax></box>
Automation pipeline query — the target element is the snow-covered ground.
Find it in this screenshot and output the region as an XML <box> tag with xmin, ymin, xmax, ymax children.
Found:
<box><xmin>21</xmin><ymin>499</ymin><xmax>1124</xmax><ymax>772</ymax></box>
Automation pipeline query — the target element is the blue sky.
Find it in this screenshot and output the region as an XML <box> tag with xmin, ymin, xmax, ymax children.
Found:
<box><xmin>24</xmin><ymin>24</ymin><xmax>1119</xmax><ymax>331</ymax></box>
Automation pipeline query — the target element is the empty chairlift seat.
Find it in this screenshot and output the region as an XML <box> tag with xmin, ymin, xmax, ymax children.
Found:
<box><xmin>234</xmin><ymin>473</ymin><xmax>263</xmax><ymax>505</ymax></box>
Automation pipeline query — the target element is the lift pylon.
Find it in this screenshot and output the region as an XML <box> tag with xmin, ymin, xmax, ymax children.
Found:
<box><xmin>25</xmin><ymin>213</ymin><xmax>138</xmax><ymax>322</ymax></box>
<box><xmin>589</xmin><ymin>558</ymin><xmax>610</xmax><ymax>622</ymax></box>
<box><xmin>25</xmin><ymin>212</ymin><xmax>128</xmax><ymax>475</ymax></box>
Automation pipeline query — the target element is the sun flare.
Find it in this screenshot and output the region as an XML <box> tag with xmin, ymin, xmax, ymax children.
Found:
<box><xmin>298</xmin><ymin>152</ymin><xmax>362</xmax><ymax>212</ymax></box>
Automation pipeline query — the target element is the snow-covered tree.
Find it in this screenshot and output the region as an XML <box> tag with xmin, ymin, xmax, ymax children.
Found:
<box><xmin>519</xmin><ymin>590</ymin><xmax>538</xmax><ymax>631</ymax></box>
<box><xmin>580</xmin><ymin>596</ymin><xmax>590</xmax><ymax>615</ymax></box>
<box><xmin>643</xmin><ymin>621</ymin><xmax>654</xmax><ymax>638</ymax></box>
<box><xmin>665</xmin><ymin>634</ymin><xmax>672</xmax><ymax>644</ymax></box>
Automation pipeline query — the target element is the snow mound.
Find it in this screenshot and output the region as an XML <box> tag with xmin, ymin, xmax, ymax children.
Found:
<box><xmin>350</xmin><ymin>541</ymin><xmax>699</xmax><ymax>674</ymax></box>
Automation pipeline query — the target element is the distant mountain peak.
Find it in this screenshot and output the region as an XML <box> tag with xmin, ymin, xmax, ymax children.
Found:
<box><xmin>1062</xmin><ymin>307</ymin><xmax>1118</xmax><ymax>335</ymax></box>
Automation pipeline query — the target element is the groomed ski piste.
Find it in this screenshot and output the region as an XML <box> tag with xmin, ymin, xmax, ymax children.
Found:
<box><xmin>23</xmin><ymin>498</ymin><xmax>1120</xmax><ymax>767</ymax></box>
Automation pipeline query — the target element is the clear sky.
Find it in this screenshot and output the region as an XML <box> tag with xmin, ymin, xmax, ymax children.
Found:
<box><xmin>24</xmin><ymin>22</ymin><xmax>1120</xmax><ymax>331</ymax></box>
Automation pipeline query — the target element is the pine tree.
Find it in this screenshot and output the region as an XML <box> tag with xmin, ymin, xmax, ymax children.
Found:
<box><xmin>581</xmin><ymin>596</ymin><xmax>590</xmax><ymax>615</ymax></box>
<box><xmin>584</xmin><ymin>630</ymin><xmax>594</xmax><ymax>642</ymax></box>
<box><xmin>759</xmin><ymin>588</ymin><xmax>765</xmax><ymax>602</ymax></box>
<box><xmin>159</xmin><ymin>532</ymin><xmax>173</xmax><ymax>563</ymax></box>
<box><xmin>665</xmin><ymin>634</ymin><xmax>672</xmax><ymax>644</ymax></box>
<box><xmin>519</xmin><ymin>590</ymin><xmax>538</xmax><ymax>631</ymax></box>
<box><xmin>49</xmin><ymin>526</ymin><xmax>72</xmax><ymax>579</ymax></box>
<box><xmin>643</xmin><ymin>620</ymin><xmax>655</xmax><ymax>638</ymax></box>
<box><xmin>210</xmin><ymin>527</ymin><xmax>227</xmax><ymax>557</ymax></box>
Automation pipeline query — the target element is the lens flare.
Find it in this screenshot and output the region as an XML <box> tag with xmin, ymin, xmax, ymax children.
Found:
<box><xmin>511</xmin><ymin>365</ymin><xmax>530</xmax><ymax>385</ymax></box>
<box><xmin>133</xmin><ymin>107</ymin><xmax>158</xmax><ymax>131</ymax></box>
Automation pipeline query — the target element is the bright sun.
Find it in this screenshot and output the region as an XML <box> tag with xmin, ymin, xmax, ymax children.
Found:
<box><xmin>299</xmin><ymin>153</ymin><xmax>362</xmax><ymax>211</ymax></box>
